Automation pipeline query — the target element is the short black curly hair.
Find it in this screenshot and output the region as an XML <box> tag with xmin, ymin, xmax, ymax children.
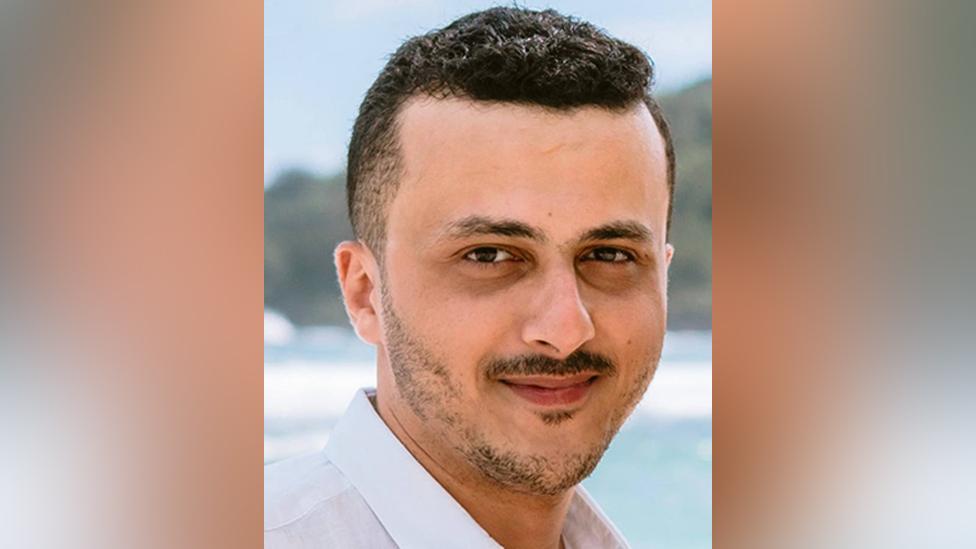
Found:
<box><xmin>346</xmin><ymin>6</ymin><xmax>675</xmax><ymax>253</ymax></box>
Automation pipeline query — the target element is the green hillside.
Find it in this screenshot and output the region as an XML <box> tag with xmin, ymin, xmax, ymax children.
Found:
<box><xmin>265</xmin><ymin>79</ymin><xmax>712</xmax><ymax>329</ymax></box>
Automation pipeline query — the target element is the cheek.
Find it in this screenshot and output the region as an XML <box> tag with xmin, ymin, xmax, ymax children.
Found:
<box><xmin>392</xmin><ymin>288</ymin><xmax>517</xmax><ymax>386</ymax></box>
<box><xmin>592</xmin><ymin>283</ymin><xmax>667</xmax><ymax>327</ymax></box>
<box><xmin>591</xmin><ymin>293</ymin><xmax>667</xmax><ymax>363</ymax></box>
<box><xmin>395</xmin><ymin>258</ymin><xmax>521</xmax><ymax>336</ymax></box>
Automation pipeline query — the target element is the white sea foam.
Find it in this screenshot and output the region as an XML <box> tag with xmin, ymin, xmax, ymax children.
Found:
<box><xmin>264</xmin><ymin>361</ymin><xmax>376</xmax><ymax>419</ymax></box>
<box><xmin>264</xmin><ymin>309</ymin><xmax>296</xmax><ymax>345</ymax></box>
<box><xmin>637</xmin><ymin>362</ymin><xmax>712</xmax><ymax>418</ymax></box>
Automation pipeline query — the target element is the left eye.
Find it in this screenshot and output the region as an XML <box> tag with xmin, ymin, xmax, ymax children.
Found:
<box><xmin>583</xmin><ymin>247</ymin><xmax>634</xmax><ymax>263</ymax></box>
<box><xmin>464</xmin><ymin>247</ymin><xmax>516</xmax><ymax>263</ymax></box>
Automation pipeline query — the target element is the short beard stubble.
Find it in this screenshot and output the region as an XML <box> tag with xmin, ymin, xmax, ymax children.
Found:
<box><xmin>379</xmin><ymin>281</ymin><xmax>658</xmax><ymax>497</ymax></box>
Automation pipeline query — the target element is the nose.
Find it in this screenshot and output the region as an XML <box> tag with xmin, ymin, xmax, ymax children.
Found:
<box><xmin>520</xmin><ymin>266</ymin><xmax>596</xmax><ymax>359</ymax></box>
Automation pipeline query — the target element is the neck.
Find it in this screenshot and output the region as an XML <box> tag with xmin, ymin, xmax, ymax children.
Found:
<box><xmin>373</xmin><ymin>390</ymin><xmax>574</xmax><ymax>549</ymax></box>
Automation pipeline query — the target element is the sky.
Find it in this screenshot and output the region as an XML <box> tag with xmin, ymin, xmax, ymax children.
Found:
<box><xmin>264</xmin><ymin>0</ymin><xmax>712</xmax><ymax>183</ymax></box>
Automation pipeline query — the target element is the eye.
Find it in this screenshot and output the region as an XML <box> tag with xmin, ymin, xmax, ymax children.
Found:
<box><xmin>582</xmin><ymin>247</ymin><xmax>635</xmax><ymax>263</ymax></box>
<box><xmin>463</xmin><ymin>247</ymin><xmax>518</xmax><ymax>264</ymax></box>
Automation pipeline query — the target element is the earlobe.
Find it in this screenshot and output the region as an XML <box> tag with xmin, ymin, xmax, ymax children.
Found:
<box><xmin>334</xmin><ymin>241</ymin><xmax>382</xmax><ymax>345</ymax></box>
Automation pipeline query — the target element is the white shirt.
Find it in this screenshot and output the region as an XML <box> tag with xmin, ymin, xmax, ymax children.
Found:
<box><xmin>265</xmin><ymin>388</ymin><xmax>630</xmax><ymax>548</ymax></box>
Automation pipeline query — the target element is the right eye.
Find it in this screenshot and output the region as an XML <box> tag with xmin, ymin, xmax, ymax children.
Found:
<box><xmin>463</xmin><ymin>247</ymin><xmax>517</xmax><ymax>264</ymax></box>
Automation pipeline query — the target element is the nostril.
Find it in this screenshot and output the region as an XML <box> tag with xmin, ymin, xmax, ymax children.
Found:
<box><xmin>532</xmin><ymin>340</ymin><xmax>565</xmax><ymax>356</ymax></box>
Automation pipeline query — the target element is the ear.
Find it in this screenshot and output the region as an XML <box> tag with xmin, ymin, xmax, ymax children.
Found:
<box><xmin>334</xmin><ymin>240</ymin><xmax>382</xmax><ymax>345</ymax></box>
<box><xmin>665</xmin><ymin>243</ymin><xmax>675</xmax><ymax>267</ymax></box>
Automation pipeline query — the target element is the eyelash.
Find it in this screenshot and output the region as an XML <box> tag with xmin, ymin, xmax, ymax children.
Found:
<box><xmin>462</xmin><ymin>247</ymin><xmax>521</xmax><ymax>265</ymax></box>
<box><xmin>581</xmin><ymin>247</ymin><xmax>637</xmax><ymax>263</ymax></box>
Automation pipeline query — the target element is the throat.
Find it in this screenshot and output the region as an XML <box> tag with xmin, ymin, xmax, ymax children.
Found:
<box><xmin>373</xmin><ymin>389</ymin><xmax>575</xmax><ymax>549</ymax></box>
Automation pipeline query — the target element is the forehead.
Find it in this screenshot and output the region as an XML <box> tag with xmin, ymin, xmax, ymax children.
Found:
<box><xmin>388</xmin><ymin>97</ymin><xmax>668</xmax><ymax>246</ymax></box>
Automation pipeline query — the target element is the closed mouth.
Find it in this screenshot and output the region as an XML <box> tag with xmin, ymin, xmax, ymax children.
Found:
<box><xmin>498</xmin><ymin>374</ymin><xmax>599</xmax><ymax>407</ymax></box>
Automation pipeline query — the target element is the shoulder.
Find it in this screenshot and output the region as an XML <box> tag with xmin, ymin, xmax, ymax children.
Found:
<box><xmin>264</xmin><ymin>450</ymin><xmax>353</xmax><ymax>531</ymax></box>
<box><xmin>264</xmin><ymin>451</ymin><xmax>396</xmax><ymax>547</ymax></box>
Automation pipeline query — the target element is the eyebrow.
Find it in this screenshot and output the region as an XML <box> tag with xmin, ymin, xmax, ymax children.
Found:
<box><xmin>577</xmin><ymin>221</ymin><xmax>655</xmax><ymax>244</ymax></box>
<box><xmin>440</xmin><ymin>215</ymin><xmax>548</xmax><ymax>242</ymax></box>
<box><xmin>436</xmin><ymin>216</ymin><xmax>655</xmax><ymax>246</ymax></box>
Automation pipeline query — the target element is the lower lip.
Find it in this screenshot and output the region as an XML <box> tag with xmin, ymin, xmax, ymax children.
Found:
<box><xmin>502</xmin><ymin>377</ymin><xmax>597</xmax><ymax>407</ymax></box>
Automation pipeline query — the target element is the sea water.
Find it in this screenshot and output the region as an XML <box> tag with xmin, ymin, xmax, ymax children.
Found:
<box><xmin>264</xmin><ymin>320</ymin><xmax>711</xmax><ymax>549</ymax></box>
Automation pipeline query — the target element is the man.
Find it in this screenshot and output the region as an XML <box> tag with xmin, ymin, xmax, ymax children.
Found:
<box><xmin>265</xmin><ymin>7</ymin><xmax>675</xmax><ymax>548</ymax></box>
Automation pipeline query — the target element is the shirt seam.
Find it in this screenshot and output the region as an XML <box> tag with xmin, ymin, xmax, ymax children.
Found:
<box><xmin>264</xmin><ymin>483</ymin><xmax>356</xmax><ymax>532</ymax></box>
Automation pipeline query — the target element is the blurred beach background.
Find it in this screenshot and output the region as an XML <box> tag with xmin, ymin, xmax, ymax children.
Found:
<box><xmin>265</xmin><ymin>1</ymin><xmax>711</xmax><ymax>547</ymax></box>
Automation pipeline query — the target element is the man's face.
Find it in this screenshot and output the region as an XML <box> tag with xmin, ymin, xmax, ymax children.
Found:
<box><xmin>375</xmin><ymin>97</ymin><xmax>672</xmax><ymax>496</ymax></box>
